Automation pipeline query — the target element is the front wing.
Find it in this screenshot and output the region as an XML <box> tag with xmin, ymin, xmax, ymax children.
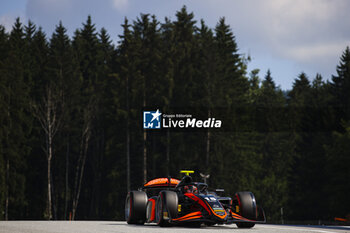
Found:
<box><xmin>227</xmin><ymin>206</ymin><xmax>266</xmax><ymax>224</ymax></box>
<box><xmin>169</xmin><ymin>208</ymin><xmax>265</xmax><ymax>225</ymax></box>
<box><xmin>169</xmin><ymin>194</ymin><xmax>265</xmax><ymax>225</ymax></box>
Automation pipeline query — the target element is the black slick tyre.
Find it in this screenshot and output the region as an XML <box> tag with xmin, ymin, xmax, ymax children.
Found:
<box><xmin>163</xmin><ymin>191</ymin><xmax>178</xmax><ymax>219</ymax></box>
<box><xmin>156</xmin><ymin>191</ymin><xmax>178</xmax><ymax>227</ymax></box>
<box><xmin>125</xmin><ymin>191</ymin><xmax>147</xmax><ymax>224</ymax></box>
<box><xmin>235</xmin><ymin>191</ymin><xmax>257</xmax><ymax>228</ymax></box>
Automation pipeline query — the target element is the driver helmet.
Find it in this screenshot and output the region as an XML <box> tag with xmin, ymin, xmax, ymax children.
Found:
<box><xmin>184</xmin><ymin>185</ymin><xmax>198</xmax><ymax>194</ymax></box>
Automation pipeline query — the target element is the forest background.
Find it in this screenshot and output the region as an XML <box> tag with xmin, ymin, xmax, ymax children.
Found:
<box><xmin>0</xmin><ymin>6</ymin><xmax>349</xmax><ymax>222</ymax></box>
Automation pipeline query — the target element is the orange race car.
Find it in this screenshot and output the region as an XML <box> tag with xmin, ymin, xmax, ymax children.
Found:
<box><xmin>125</xmin><ymin>171</ymin><xmax>265</xmax><ymax>228</ymax></box>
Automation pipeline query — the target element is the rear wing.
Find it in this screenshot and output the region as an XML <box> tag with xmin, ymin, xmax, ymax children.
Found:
<box><xmin>141</xmin><ymin>177</ymin><xmax>180</xmax><ymax>190</ymax></box>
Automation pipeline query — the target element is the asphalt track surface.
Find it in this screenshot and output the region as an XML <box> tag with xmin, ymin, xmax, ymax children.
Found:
<box><xmin>0</xmin><ymin>221</ymin><xmax>349</xmax><ymax>233</ymax></box>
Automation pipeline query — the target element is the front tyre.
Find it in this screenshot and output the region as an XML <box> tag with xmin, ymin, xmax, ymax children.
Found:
<box><xmin>234</xmin><ymin>191</ymin><xmax>257</xmax><ymax>228</ymax></box>
<box><xmin>156</xmin><ymin>191</ymin><xmax>178</xmax><ymax>227</ymax></box>
<box><xmin>125</xmin><ymin>191</ymin><xmax>147</xmax><ymax>224</ymax></box>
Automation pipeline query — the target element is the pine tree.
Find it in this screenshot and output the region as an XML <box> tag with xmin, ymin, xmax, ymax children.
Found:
<box><xmin>286</xmin><ymin>72</ymin><xmax>331</xmax><ymax>220</ymax></box>
<box><xmin>196</xmin><ymin>20</ymin><xmax>216</xmax><ymax>171</ymax></box>
<box><xmin>159</xmin><ymin>17</ymin><xmax>175</xmax><ymax>177</ymax></box>
<box><xmin>26</xmin><ymin>26</ymin><xmax>51</xmax><ymax>219</ymax></box>
<box><xmin>331</xmin><ymin>46</ymin><xmax>350</xmax><ymax>127</ymax></box>
<box><xmin>211</xmin><ymin>18</ymin><xmax>251</xmax><ymax>194</ymax></box>
<box><xmin>248</xmin><ymin>69</ymin><xmax>260</xmax><ymax>103</ymax></box>
<box><xmin>0</xmin><ymin>25</ymin><xmax>7</xmax><ymax>59</ymax></box>
<box><xmin>260</xmin><ymin>72</ymin><xmax>291</xmax><ymax>220</ymax></box>
<box><xmin>29</xmin><ymin>25</ymin><xmax>65</xmax><ymax>220</ymax></box>
<box><xmin>214</xmin><ymin>17</ymin><xmax>248</xmax><ymax>107</ymax></box>
<box><xmin>288</xmin><ymin>72</ymin><xmax>312</xmax><ymax>132</ymax></box>
<box><xmin>171</xmin><ymin>6</ymin><xmax>197</xmax><ymax>107</ymax></box>
<box><xmin>1</xmin><ymin>18</ymin><xmax>32</xmax><ymax>219</ymax></box>
<box><xmin>325</xmin><ymin>122</ymin><xmax>350</xmax><ymax>217</ymax></box>
<box><xmin>320</xmin><ymin>47</ymin><xmax>350</xmax><ymax>219</ymax></box>
<box><xmin>169</xmin><ymin>6</ymin><xmax>202</xmax><ymax>176</ymax></box>
<box><xmin>132</xmin><ymin>14</ymin><xmax>155</xmax><ymax>184</ymax></box>
<box><xmin>0</xmin><ymin>24</ymin><xmax>9</xmax><ymax>220</ymax></box>
<box><xmin>253</xmin><ymin>70</ymin><xmax>286</xmax><ymax>132</ymax></box>
<box><xmin>46</xmin><ymin>21</ymin><xmax>79</xmax><ymax>220</ymax></box>
<box><xmin>71</xmin><ymin>15</ymin><xmax>100</xmax><ymax>220</ymax></box>
<box><xmin>88</xmin><ymin>27</ymin><xmax>114</xmax><ymax>219</ymax></box>
<box><xmin>116</xmin><ymin>17</ymin><xmax>134</xmax><ymax>192</ymax></box>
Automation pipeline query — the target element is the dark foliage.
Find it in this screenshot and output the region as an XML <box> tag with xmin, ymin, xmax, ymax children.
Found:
<box><xmin>0</xmin><ymin>8</ymin><xmax>349</xmax><ymax>222</ymax></box>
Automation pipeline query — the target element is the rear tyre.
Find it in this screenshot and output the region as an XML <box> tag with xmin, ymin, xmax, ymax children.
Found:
<box><xmin>125</xmin><ymin>191</ymin><xmax>147</xmax><ymax>224</ymax></box>
<box><xmin>234</xmin><ymin>191</ymin><xmax>257</xmax><ymax>228</ymax></box>
<box><xmin>156</xmin><ymin>191</ymin><xmax>178</xmax><ymax>227</ymax></box>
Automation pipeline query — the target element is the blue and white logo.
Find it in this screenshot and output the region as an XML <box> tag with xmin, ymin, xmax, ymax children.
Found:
<box><xmin>143</xmin><ymin>110</ymin><xmax>162</xmax><ymax>129</ymax></box>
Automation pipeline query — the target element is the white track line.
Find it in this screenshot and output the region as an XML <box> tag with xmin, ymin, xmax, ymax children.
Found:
<box><xmin>258</xmin><ymin>225</ymin><xmax>339</xmax><ymax>233</ymax></box>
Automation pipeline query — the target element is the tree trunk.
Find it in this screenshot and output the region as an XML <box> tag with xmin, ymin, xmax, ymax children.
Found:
<box><xmin>206</xmin><ymin>110</ymin><xmax>211</xmax><ymax>169</ymax></box>
<box><xmin>152</xmin><ymin>134</ymin><xmax>156</xmax><ymax>178</ymax></box>
<box><xmin>64</xmin><ymin>139</ymin><xmax>69</xmax><ymax>220</ymax></box>
<box><xmin>143</xmin><ymin>130</ymin><xmax>147</xmax><ymax>184</ymax></box>
<box><xmin>47</xmin><ymin>89</ymin><xmax>53</xmax><ymax>220</ymax></box>
<box><xmin>89</xmin><ymin>130</ymin><xmax>104</xmax><ymax>218</ymax></box>
<box><xmin>72</xmin><ymin>100</ymin><xmax>93</xmax><ymax>220</ymax></box>
<box><xmin>143</xmin><ymin>91</ymin><xmax>147</xmax><ymax>184</ymax></box>
<box><xmin>5</xmin><ymin>97</ymin><xmax>10</xmax><ymax>221</ymax></box>
<box><xmin>126</xmin><ymin>75</ymin><xmax>130</xmax><ymax>191</ymax></box>
<box><xmin>72</xmin><ymin>133</ymin><xmax>84</xmax><ymax>220</ymax></box>
<box><xmin>72</xmin><ymin>147</ymin><xmax>82</xmax><ymax>220</ymax></box>
<box><xmin>96</xmin><ymin>132</ymin><xmax>104</xmax><ymax>216</ymax></box>
<box><xmin>126</xmin><ymin>125</ymin><xmax>130</xmax><ymax>191</ymax></box>
<box><xmin>72</xmin><ymin>130</ymin><xmax>90</xmax><ymax>220</ymax></box>
<box><xmin>166</xmin><ymin>130</ymin><xmax>170</xmax><ymax>177</ymax></box>
<box><xmin>51</xmin><ymin>173</ymin><xmax>57</xmax><ymax>220</ymax></box>
<box><xmin>5</xmin><ymin>158</ymin><xmax>9</xmax><ymax>221</ymax></box>
<box><xmin>47</xmin><ymin>157</ymin><xmax>52</xmax><ymax>220</ymax></box>
<box><xmin>31</xmin><ymin>85</ymin><xmax>61</xmax><ymax>221</ymax></box>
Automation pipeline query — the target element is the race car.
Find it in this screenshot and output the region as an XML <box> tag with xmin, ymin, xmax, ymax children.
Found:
<box><xmin>125</xmin><ymin>171</ymin><xmax>265</xmax><ymax>228</ymax></box>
